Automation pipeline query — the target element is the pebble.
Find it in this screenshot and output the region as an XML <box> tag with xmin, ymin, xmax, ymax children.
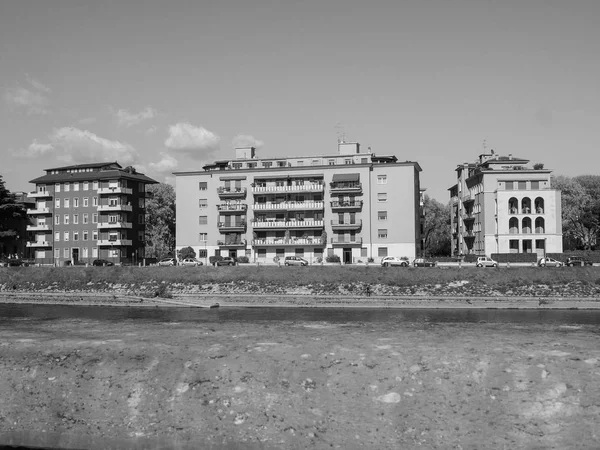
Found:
<box><xmin>375</xmin><ymin>392</ymin><xmax>401</xmax><ymax>403</ymax></box>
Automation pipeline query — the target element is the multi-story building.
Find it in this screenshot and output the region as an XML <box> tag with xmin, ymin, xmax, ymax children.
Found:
<box><xmin>27</xmin><ymin>162</ymin><xmax>157</xmax><ymax>265</ymax></box>
<box><xmin>175</xmin><ymin>142</ymin><xmax>422</xmax><ymax>264</ymax></box>
<box><xmin>449</xmin><ymin>151</ymin><xmax>562</xmax><ymax>257</ymax></box>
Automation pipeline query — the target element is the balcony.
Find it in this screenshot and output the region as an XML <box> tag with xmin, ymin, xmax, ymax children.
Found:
<box><xmin>217</xmin><ymin>239</ymin><xmax>247</xmax><ymax>248</ymax></box>
<box><xmin>252</xmin><ymin>238</ymin><xmax>324</xmax><ymax>247</ymax></box>
<box><xmin>463</xmin><ymin>230</ymin><xmax>475</xmax><ymax>239</ymax></box>
<box><xmin>462</xmin><ymin>193</ymin><xmax>474</xmax><ymax>204</ymax></box>
<box><xmin>331</xmin><ymin>219</ymin><xmax>362</xmax><ymax>231</ymax></box>
<box><xmin>331</xmin><ymin>237</ymin><xmax>363</xmax><ymax>247</ymax></box>
<box><xmin>98</xmin><ymin>187</ymin><xmax>133</xmax><ymax>195</ymax></box>
<box><xmin>97</xmin><ymin>239</ymin><xmax>133</xmax><ymax>246</ymax></box>
<box><xmin>27</xmin><ymin>240</ymin><xmax>52</xmax><ymax>248</ymax></box>
<box><xmin>217</xmin><ymin>221</ymin><xmax>247</xmax><ymax>233</ymax></box>
<box><xmin>217</xmin><ymin>204</ymin><xmax>248</xmax><ymax>213</ymax></box>
<box><xmin>28</xmin><ymin>190</ymin><xmax>53</xmax><ymax>198</ymax></box>
<box><xmin>251</xmin><ymin>219</ymin><xmax>324</xmax><ymax>230</ymax></box>
<box><xmin>330</xmin><ymin>200</ymin><xmax>363</xmax><ymax>210</ymax></box>
<box><xmin>26</xmin><ymin>224</ymin><xmax>51</xmax><ymax>232</ymax></box>
<box><xmin>97</xmin><ymin>221</ymin><xmax>133</xmax><ymax>229</ymax></box>
<box><xmin>329</xmin><ymin>182</ymin><xmax>362</xmax><ymax>194</ymax></box>
<box><xmin>252</xmin><ymin>183</ymin><xmax>324</xmax><ymax>194</ymax></box>
<box><xmin>217</xmin><ymin>187</ymin><xmax>247</xmax><ymax>199</ymax></box>
<box><xmin>252</xmin><ymin>201</ymin><xmax>324</xmax><ymax>211</ymax></box>
<box><xmin>27</xmin><ymin>207</ymin><xmax>51</xmax><ymax>215</ymax></box>
<box><xmin>462</xmin><ymin>212</ymin><xmax>475</xmax><ymax>222</ymax></box>
<box><xmin>97</xmin><ymin>204</ymin><xmax>133</xmax><ymax>212</ymax></box>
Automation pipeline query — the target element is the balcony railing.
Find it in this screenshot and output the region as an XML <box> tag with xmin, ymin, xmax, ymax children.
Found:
<box><xmin>463</xmin><ymin>230</ymin><xmax>475</xmax><ymax>238</ymax></box>
<box><xmin>217</xmin><ymin>204</ymin><xmax>248</xmax><ymax>212</ymax></box>
<box><xmin>27</xmin><ymin>207</ymin><xmax>51</xmax><ymax>215</ymax></box>
<box><xmin>97</xmin><ymin>222</ymin><xmax>133</xmax><ymax>229</ymax></box>
<box><xmin>330</xmin><ymin>200</ymin><xmax>363</xmax><ymax>210</ymax></box>
<box><xmin>251</xmin><ymin>219</ymin><xmax>324</xmax><ymax>229</ymax></box>
<box><xmin>252</xmin><ymin>184</ymin><xmax>324</xmax><ymax>194</ymax></box>
<box><xmin>217</xmin><ymin>239</ymin><xmax>247</xmax><ymax>247</ymax></box>
<box><xmin>252</xmin><ymin>238</ymin><xmax>323</xmax><ymax>246</ymax></box>
<box><xmin>330</xmin><ymin>219</ymin><xmax>362</xmax><ymax>230</ymax></box>
<box><xmin>26</xmin><ymin>224</ymin><xmax>51</xmax><ymax>231</ymax></box>
<box><xmin>27</xmin><ymin>240</ymin><xmax>51</xmax><ymax>247</ymax></box>
<box><xmin>331</xmin><ymin>237</ymin><xmax>363</xmax><ymax>246</ymax></box>
<box><xmin>462</xmin><ymin>213</ymin><xmax>475</xmax><ymax>221</ymax></box>
<box><xmin>252</xmin><ymin>201</ymin><xmax>324</xmax><ymax>211</ymax></box>
<box><xmin>217</xmin><ymin>187</ymin><xmax>247</xmax><ymax>199</ymax></box>
<box><xmin>217</xmin><ymin>221</ymin><xmax>247</xmax><ymax>232</ymax></box>
<box><xmin>98</xmin><ymin>187</ymin><xmax>133</xmax><ymax>195</ymax></box>
<box><xmin>97</xmin><ymin>239</ymin><xmax>133</xmax><ymax>246</ymax></box>
<box><xmin>329</xmin><ymin>182</ymin><xmax>362</xmax><ymax>193</ymax></box>
<box><xmin>97</xmin><ymin>204</ymin><xmax>133</xmax><ymax>212</ymax></box>
<box><xmin>28</xmin><ymin>190</ymin><xmax>53</xmax><ymax>198</ymax></box>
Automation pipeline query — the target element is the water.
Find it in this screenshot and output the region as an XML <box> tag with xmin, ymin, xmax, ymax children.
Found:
<box><xmin>1</xmin><ymin>303</ymin><xmax>600</xmax><ymax>325</ymax></box>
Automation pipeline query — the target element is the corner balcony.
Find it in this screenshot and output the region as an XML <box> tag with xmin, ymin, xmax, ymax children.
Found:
<box><xmin>217</xmin><ymin>187</ymin><xmax>247</xmax><ymax>199</ymax></box>
<box><xmin>330</xmin><ymin>219</ymin><xmax>362</xmax><ymax>231</ymax></box>
<box><xmin>98</xmin><ymin>204</ymin><xmax>133</xmax><ymax>212</ymax></box>
<box><xmin>28</xmin><ymin>190</ymin><xmax>53</xmax><ymax>198</ymax></box>
<box><xmin>252</xmin><ymin>238</ymin><xmax>324</xmax><ymax>247</ymax></box>
<box><xmin>330</xmin><ymin>200</ymin><xmax>363</xmax><ymax>210</ymax></box>
<box><xmin>27</xmin><ymin>207</ymin><xmax>51</xmax><ymax>215</ymax></box>
<box><xmin>27</xmin><ymin>240</ymin><xmax>52</xmax><ymax>248</ymax></box>
<box><xmin>98</xmin><ymin>239</ymin><xmax>133</xmax><ymax>246</ymax></box>
<box><xmin>216</xmin><ymin>239</ymin><xmax>247</xmax><ymax>249</ymax></box>
<box><xmin>463</xmin><ymin>230</ymin><xmax>475</xmax><ymax>239</ymax></box>
<box><xmin>462</xmin><ymin>193</ymin><xmax>474</xmax><ymax>204</ymax></box>
<box><xmin>462</xmin><ymin>212</ymin><xmax>475</xmax><ymax>222</ymax></box>
<box><xmin>217</xmin><ymin>204</ymin><xmax>248</xmax><ymax>213</ymax></box>
<box><xmin>252</xmin><ymin>183</ymin><xmax>324</xmax><ymax>194</ymax></box>
<box><xmin>251</xmin><ymin>219</ymin><xmax>324</xmax><ymax>230</ymax></box>
<box><xmin>218</xmin><ymin>221</ymin><xmax>247</xmax><ymax>233</ymax></box>
<box><xmin>331</xmin><ymin>237</ymin><xmax>363</xmax><ymax>247</ymax></box>
<box><xmin>26</xmin><ymin>224</ymin><xmax>51</xmax><ymax>232</ymax></box>
<box><xmin>329</xmin><ymin>182</ymin><xmax>362</xmax><ymax>194</ymax></box>
<box><xmin>98</xmin><ymin>187</ymin><xmax>133</xmax><ymax>195</ymax></box>
<box><xmin>97</xmin><ymin>221</ymin><xmax>133</xmax><ymax>229</ymax></box>
<box><xmin>252</xmin><ymin>201</ymin><xmax>324</xmax><ymax>211</ymax></box>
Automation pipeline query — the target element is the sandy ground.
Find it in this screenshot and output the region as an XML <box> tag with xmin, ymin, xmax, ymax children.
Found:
<box><xmin>1</xmin><ymin>309</ymin><xmax>600</xmax><ymax>449</ymax></box>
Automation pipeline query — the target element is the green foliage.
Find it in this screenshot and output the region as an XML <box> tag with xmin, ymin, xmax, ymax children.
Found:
<box><xmin>177</xmin><ymin>246</ymin><xmax>196</xmax><ymax>260</ymax></box>
<box><xmin>0</xmin><ymin>175</ymin><xmax>27</xmax><ymax>255</ymax></box>
<box><xmin>209</xmin><ymin>255</ymin><xmax>224</xmax><ymax>265</ymax></box>
<box><xmin>326</xmin><ymin>254</ymin><xmax>341</xmax><ymax>263</ymax></box>
<box><xmin>422</xmin><ymin>195</ymin><xmax>451</xmax><ymax>256</ymax></box>
<box><xmin>145</xmin><ymin>183</ymin><xmax>176</xmax><ymax>259</ymax></box>
<box><xmin>237</xmin><ymin>256</ymin><xmax>249</xmax><ymax>263</ymax></box>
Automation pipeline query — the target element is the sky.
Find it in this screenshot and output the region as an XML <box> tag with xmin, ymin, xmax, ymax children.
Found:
<box><xmin>1</xmin><ymin>0</ymin><xmax>599</xmax><ymax>202</ymax></box>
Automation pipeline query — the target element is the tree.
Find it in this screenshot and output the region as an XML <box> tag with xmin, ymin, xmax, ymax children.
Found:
<box><xmin>422</xmin><ymin>195</ymin><xmax>451</xmax><ymax>256</ymax></box>
<box><xmin>145</xmin><ymin>183</ymin><xmax>176</xmax><ymax>259</ymax></box>
<box><xmin>177</xmin><ymin>246</ymin><xmax>196</xmax><ymax>260</ymax></box>
<box><xmin>553</xmin><ymin>175</ymin><xmax>600</xmax><ymax>250</ymax></box>
<box><xmin>0</xmin><ymin>175</ymin><xmax>27</xmax><ymax>257</ymax></box>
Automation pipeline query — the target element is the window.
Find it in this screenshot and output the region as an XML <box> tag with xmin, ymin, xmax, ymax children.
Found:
<box><xmin>54</xmin><ymin>232</ymin><xmax>60</xmax><ymax>242</ymax></box>
<box><xmin>199</xmin><ymin>182</ymin><xmax>207</xmax><ymax>190</ymax></box>
<box><xmin>138</xmin><ymin>198</ymin><xmax>145</xmax><ymax>208</ymax></box>
<box><xmin>199</xmin><ymin>199</ymin><xmax>208</xmax><ymax>208</ymax></box>
<box><xmin>328</xmin><ymin>159</ymin><xmax>335</xmax><ymax>165</ymax></box>
<box><xmin>64</xmin><ymin>248</ymin><xmax>69</xmax><ymax>258</ymax></box>
<box><xmin>83</xmin><ymin>181</ymin><xmax>89</xmax><ymax>191</ymax></box>
<box><xmin>92</xmin><ymin>247</ymin><xmax>98</xmax><ymax>258</ymax></box>
<box><xmin>92</xmin><ymin>213</ymin><xmax>98</xmax><ymax>223</ymax></box>
<box><xmin>361</xmin><ymin>247</ymin><xmax>368</xmax><ymax>257</ymax></box>
<box><xmin>505</xmin><ymin>181</ymin><xmax>514</xmax><ymax>191</ymax></box>
<box><xmin>55</xmin><ymin>199</ymin><xmax>60</xmax><ymax>208</ymax></box>
<box><xmin>518</xmin><ymin>181</ymin><xmax>526</xmax><ymax>190</ymax></box>
<box><xmin>73</xmin><ymin>182</ymin><xmax>79</xmax><ymax>191</ymax></box>
<box><xmin>378</xmin><ymin>247</ymin><xmax>388</xmax><ymax>257</ymax></box>
<box><xmin>377</xmin><ymin>193</ymin><xmax>387</xmax><ymax>202</ymax></box>
<box><xmin>64</xmin><ymin>198</ymin><xmax>69</xmax><ymax>208</ymax></box>
<box><xmin>73</xmin><ymin>231</ymin><xmax>79</xmax><ymax>241</ymax></box>
<box><xmin>55</xmin><ymin>215</ymin><xmax>60</xmax><ymax>225</ymax></box>
<box><xmin>64</xmin><ymin>231</ymin><xmax>70</xmax><ymax>242</ymax></box>
<box><xmin>138</xmin><ymin>231</ymin><xmax>144</xmax><ymax>241</ymax></box>
<box><xmin>378</xmin><ymin>229</ymin><xmax>388</xmax><ymax>239</ymax></box>
<box><xmin>263</xmin><ymin>161</ymin><xmax>273</xmax><ymax>168</ymax></box>
<box><xmin>311</xmin><ymin>159</ymin><xmax>320</xmax><ymax>166</ymax></box>
<box><xmin>73</xmin><ymin>214</ymin><xmax>79</xmax><ymax>224</ymax></box>
<box><xmin>378</xmin><ymin>211</ymin><xmax>387</xmax><ymax>221</ymax></box>
<box><xmin>82</xmin><ymin>248</ymin><xmax>88</xmax><ymax>258</ymax></box>
<box><xmin>64</xmin><ymin>183</ymin><xmax>70</xmax><ymax>192</ymax></box>
<box><xmin>73</xmin><ymin>198</ymin><xmax>79</xmax><ymax>208</ymax></box>
<box><xmin>55</xmin><ymin>183</ymin><xmax>61</xmax><ymax>193</ymax></box>
<box><xmin>345</xmin><ymin>159</ymin><xmax>352</xmax><ymax>165</ymax></box>
<box><xmin>109</xmin><ymin>214</ymin><xmax>118</xmax><ymax>224</ymax></box>
<box><xmin>83</xmin><ymin>230</ymin><xmax>88</xmax><ymax>241</ymax></box>
<box><xmin>199</xmin><ymin>233</ymin><xmax>207</xmax><ymax>241</ymax></box>
<box><xmin>83</xmin><ymin>213</ymin><xmax>88</xmax><ymax>224</ymax></box>
<box><xmin>247</xmin><ymin>162</ymin><xmax>257</xmax><ymax>168</ymax></box>
<box><xmin>199</xmin><ymin>216</ymin><xmax>208</xmax><ymax>225</ymax></box>
<box><xmin>277</xmin><ymin>161</ymin><xmax>286</xmax><ymax>167</ymax></box>
<box><xmin>198</xmin><ymin>249</ymin><xmax>207</xmax><ymax>258</ymax></box>
<box><xmin>377</xmin><ymin>175</ymin><xmax>387</xmax><ymax>184</ymax></box>
<box><xmin>92</xmin><ymin>230</ymin><xmax>98</xmax><ymax>241</ymax></box>
<box><xmin>54</xmin><ymin>249</ymin><xmax>60</xmax><ymax>259</ymax></box>
<box><xmin>93</xmin><ymin>181</ymin><xmax>98</xmax><ymax>190</ymax></box>
<box><xmin>83</xmin><ymin>197</ymin><xmax>88</xmax><ymax>207</ymax></box>
<box><xmin>92</xmin><ymin>197</ymin><xmax>98</xmax><ymax>206</ymax></box>
<box><xmin>64</xmin><ymin>214</ymin><xmax>69</xmax><ymax>225</ymax></box>
<box><xmin>297</xmin><ymin>161</ymin><xmax>304</xmax><ymax>166</ymax></box>
<box><xmin>531</xmin><ymin>181</ymin><xmax>540</xmax><ymax>189</ymax></box>
<box><xmin>138</xmin><ymin>214</ymin><xmax>144</xmax><ymax>224</ymax></box>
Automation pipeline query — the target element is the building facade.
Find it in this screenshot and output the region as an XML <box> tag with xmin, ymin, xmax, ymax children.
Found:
<box><xmin>449</xmin><ymin>151</ymin><xmax>562</xmax><ymax>257</ymax></box>
<box><xmin>175</xmin><ymin>142</ymin><xmax>422</xmax><ymax>264</ymax></box>
<box><xmin>27</xmin><ymin>162</ymin><xmax>157</xmax><ymax>265</ymax></box>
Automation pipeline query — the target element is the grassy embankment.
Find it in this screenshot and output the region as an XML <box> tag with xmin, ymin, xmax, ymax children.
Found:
<box><xmin>1</xmin><ymin>265</ymin><xmax>600</xmax><ymax>298</ymax></box>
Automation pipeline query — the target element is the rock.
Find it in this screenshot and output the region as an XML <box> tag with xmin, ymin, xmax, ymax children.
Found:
<box><xmin>375</xmin><ymin>392</ymin><xmax>401</xmax><ymax>403</ymax></box>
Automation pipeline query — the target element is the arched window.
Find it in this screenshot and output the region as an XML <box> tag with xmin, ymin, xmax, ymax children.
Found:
<box><xmin>521</xmin><ymin>197</ymin><xmax>531</xmax><ymax>214</ymax></box>
<box><xmin>522</xmin><ymin>217</ymin><xmax>532</xmax><ymax>234</ymax></box>
<box><xmin>509</xmin><ymin>217</ymin><xmax>519</xmax><ymax>234</ymax></box>
<box><xmin>535</xmin><ymin>217</ymin><xmax>545</xmax><ymax>234</ymax></box>
<box><xmin>508</xmin><ymin>197</ymin><xmax>518</xmax><ymax>214</ymax></box>
<box><xmin>535</xmin><ymin>197</ymin><xmax>545</xmax><ymax>214</ymax></box>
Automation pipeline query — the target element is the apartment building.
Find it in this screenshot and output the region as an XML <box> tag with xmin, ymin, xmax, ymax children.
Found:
<box><xmin>449</xmin><ymin>151</ymin><xmax>562</xmax><ymax>257</ymax></box>
<box><xmin>27</xmin><ymin>162</ymin><xmax>157</xmax><ymax>265</ymax></box>
<box><xmin>174</xmin><ymin>142</ymin><xmax>422</xmax><ymax>264</ymax></box>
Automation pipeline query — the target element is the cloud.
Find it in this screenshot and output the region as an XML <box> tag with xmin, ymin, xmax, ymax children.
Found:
<box><xmin>115</xmin><ymin>107</ymin><xmax>157</xmax><ymax>127</ymax></box>
<box><xmin>232</xmin><ymin>134</ymin><xmax>264</xmax><ymax>149</ymax></box>
<box><xmin>149</xmin><ymin>152</ymin><xmax>179</xmax><ymax>174</ymax></box>
<box><xmin>4</xmin><ymin>87</ymin><xmax>49</xmax><ymax>115</ymax></box>
<box><xmin>78</xmin><ymin>117</ymin><xmax>97</xmax><ymax>125</ymax></box>
<box><xmin>164</xmin><ymin>122</ymin><xmax>220</xmax><ymax>157</ymax></box>
<box><xmin>145</xmin><ymin>125</ymin><xmax>158</xmax><ymax>135</ymax></box>
<box><xmin>25</xmin><ymin>75</ymin><xmax>51</xmax><ymax>93</ymax></box>
<box><xmin>12</xmin><ymin>127</ymin><xmax>139</xmax><ymax>165</ymax></box>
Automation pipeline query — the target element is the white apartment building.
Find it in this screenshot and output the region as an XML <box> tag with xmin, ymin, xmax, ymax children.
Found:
<box><xmin>174</xmin><ymin>142</ymin><xmax>422</xmax><ymax>264</ymax></box>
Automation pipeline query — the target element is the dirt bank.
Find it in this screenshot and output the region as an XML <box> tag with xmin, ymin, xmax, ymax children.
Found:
<box><xmin>1</xmin><ymin>313</ymin><xmax>600</xmax><ymax>449</ymax></box>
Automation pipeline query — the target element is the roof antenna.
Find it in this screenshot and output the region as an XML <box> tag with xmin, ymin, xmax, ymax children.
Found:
<box><xmin>335</xmin><ymin>122</ymin><xmax>345</xmax><ymax>143</ymax></box>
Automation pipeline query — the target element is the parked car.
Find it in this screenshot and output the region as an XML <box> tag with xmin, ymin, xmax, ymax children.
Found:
<box><xmin>92</xmin><ymin>259</ymin><xmax>114</xmax><ymax>267</ymax></box>
<box><xmin>565</xmin><ymin>256</ymin><xmax>593</xmax><ymax>267</ymax></box>
<box><xmin>215</xmin><ymin>257</ymin><xmax>236</xmax><ymax>266</ymax></box>
<box><xmin>181</xmin><ymin>258</ymin><xmax>203</xmax><ymax>267</ymax></box>
<box><xmin>381</xmin><ymin>256</ymin><xmax>410</xmax><ymax>267</ymax></box>
<box><xmin>0</xmin><ymin>258</ymin><xmax>28</xmax><ymax>267</ymax></box>
<box><xmin>538</xmin><ymin>257</ymin><xmax>563</xmax><ymax>267</ymax></box>
<box><xmin>476</xmin><ymin>256</ymin><xmax>498</xmax><ymax>268</ymax></box>
<box><xmin>413</xmin><ymin>258</ymin><xmax>437</xmax><ymax>267</ymax></box>
<box><xmin>158</xmin><ymin>257</ymin><xmax>178</xmax><ymax>266</ymax></box>
<box><xmin>284</xmin><ymin>256</ymin><xmax>308</xmax><ymax>266</ymax></box>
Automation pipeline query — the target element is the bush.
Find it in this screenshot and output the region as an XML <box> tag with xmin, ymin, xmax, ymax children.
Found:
<box><xmin>237</xmin><ymin>256</ymin><xmax>249</xmax><ymax>264</ymax></box>
<box><xmin>209</xmin><ymin>255</ymin><xmax>224</xmax><ymax>265</ymax></box>
<box><xmin>491</xmin><ymin>253</ymin><xmax>538</xmax><ymax>263</ymax></box>
<box><xmin>178</xmin><ymin>246</ymin><xmax>196</xmax><ymax>260</ymax></box>
<box><xmin>326</xmin><ymin>254</ymin><xmax>341</xmax><ymax>263</ymax></box>
<box><xmin>367</xmin><ymin>257</ymin><xmax>374</xmax><ymax>263</ymax></box>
